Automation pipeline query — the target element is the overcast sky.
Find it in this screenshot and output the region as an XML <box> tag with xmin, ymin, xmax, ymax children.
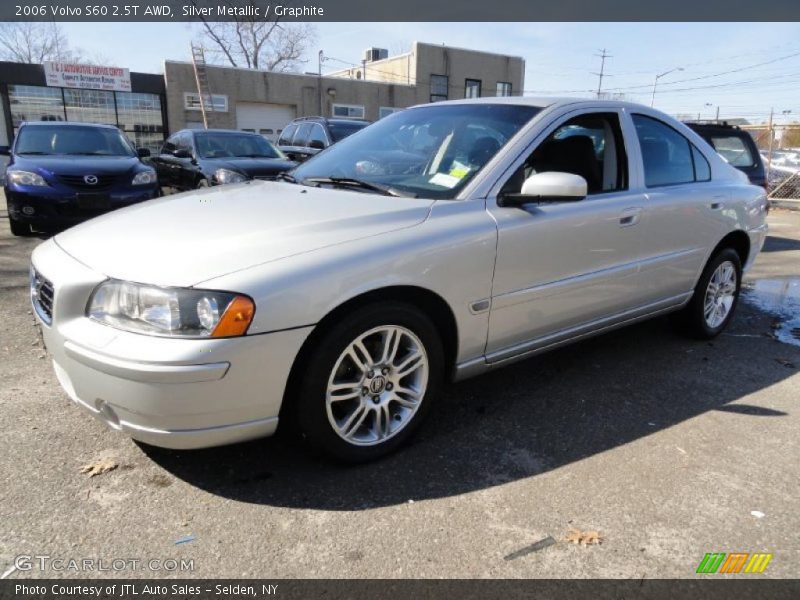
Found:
<box><xmin>60</xmin><ymin>21</ymin><xmax>800</xmax><ymax>124</ymax></box>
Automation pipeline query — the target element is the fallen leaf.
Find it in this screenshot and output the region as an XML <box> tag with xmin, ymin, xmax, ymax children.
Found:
<box><xmin>80</xmin><ymin>458</ymin><xmax>118</xmax><ymax>477</ymax></box>
<box><xmin>566</xmin><ymin>527</ymin><xmax>603</xmax><ymax>546</ymax></box>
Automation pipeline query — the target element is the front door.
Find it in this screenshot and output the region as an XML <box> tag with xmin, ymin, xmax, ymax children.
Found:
<box><xmin>485</xmin><ymin>110</ymin><xmax>651</xmax><ymax>359</ymax></box>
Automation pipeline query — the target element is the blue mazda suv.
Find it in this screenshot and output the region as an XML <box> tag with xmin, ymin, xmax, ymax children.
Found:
<box><xmin>2</xmin><ymin>122</ymin><xmax>159</xmax><ymax>236</ymax></box>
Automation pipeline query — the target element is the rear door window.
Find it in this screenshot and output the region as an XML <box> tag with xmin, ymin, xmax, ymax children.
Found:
<box><xmin>633</xmin><ymin>115</ymin><xmax>708</xmax><ymax>187</ymax></box>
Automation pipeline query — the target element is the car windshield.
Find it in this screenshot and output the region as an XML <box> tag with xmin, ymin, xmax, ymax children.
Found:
<box><xmin>292</xmin><ymin>104</ymin><xmax>541</xmax><ymax>199</ymax></box>
<box><xmin>328</xmin><ymin>120</ymin><xmax>369</xmax><ymax>142</ymax></box>
<box><xmin>195</xmin><ymin>132</ymin><xmax>284</xmax><ymax>159</ymax></box>
<box><xmin>15</xmin><ymin>125</ymin><xmax>135</xmax><ymax>157</ymax></box>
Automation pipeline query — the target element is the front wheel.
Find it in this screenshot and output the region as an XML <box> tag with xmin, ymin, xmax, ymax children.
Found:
<box><xmin>682</xmin><ymin>248</ymin><xmax>742</xmax><ymax>339</ymax></box>
<box><xmin>294</xmin><ymin>302</ymin><xmax>444</xmax><ymax>462</ymax></box>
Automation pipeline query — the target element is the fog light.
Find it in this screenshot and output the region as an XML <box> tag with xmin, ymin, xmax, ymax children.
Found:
<box><xmin>22</xmin><ymin>206</ymin><xmax>35</xmax><ymax>215</ymax></box>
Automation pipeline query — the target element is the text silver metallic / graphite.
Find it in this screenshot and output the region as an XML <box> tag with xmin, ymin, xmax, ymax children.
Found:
<box><xmin>182</xmin><ymin>4</ymin><xmax>325</xmax><ymax>18</ymax></box>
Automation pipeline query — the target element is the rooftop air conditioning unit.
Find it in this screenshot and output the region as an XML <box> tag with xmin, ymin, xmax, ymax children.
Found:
<box><xmin>363</xmin><ymin>47</ymin><xmax>389</xmax><ymax>63</ymax></box>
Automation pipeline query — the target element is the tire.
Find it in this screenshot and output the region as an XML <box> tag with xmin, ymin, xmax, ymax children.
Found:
<box><xmin>681</xmin><ymin>247</ymin><xmax>742</xmax><ymax>339</ymax></box>
<box><xmin>293</xmin><ymin>302</ymin><xmax>444</xmax><ymax>463</ymax></box>
<box><xmin>9</xmin><ymin>217</ymin><xmax>31</xmax><ymax>237</ymax></box>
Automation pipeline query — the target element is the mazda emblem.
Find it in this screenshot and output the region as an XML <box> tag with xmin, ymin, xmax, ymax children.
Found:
<box><xmin>83</xmin><ymin>175</ymin><xmax>99</xmax><ymax>185</ymax></box>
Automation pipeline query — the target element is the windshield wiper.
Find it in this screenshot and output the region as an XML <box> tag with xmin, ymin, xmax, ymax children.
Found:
<box><xmin>302</xmin><ymin>176</ymin><xmax>417</xmax><ymax>198</ymax></box>
<box><xmin>275</xmin><ymin>172</ymin><xmax>297</xmax><ymax>183</ymax></box>
<box><xmin>18</xmin><ymin>151</ymin><xmax>51</xmax><ymax>155</ymax></box>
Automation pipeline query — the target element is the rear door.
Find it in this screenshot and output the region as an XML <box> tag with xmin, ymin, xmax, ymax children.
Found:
<box><xmin>628</xmin><ymin>113</ymin><xmax>728</xmax><ymax>303</ymax></box>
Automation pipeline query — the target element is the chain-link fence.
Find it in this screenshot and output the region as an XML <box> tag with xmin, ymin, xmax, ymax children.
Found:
<box><xmin>742</xmin><ymin>124</ymin><xmax>800</xmax><ymax>202</ymax></box>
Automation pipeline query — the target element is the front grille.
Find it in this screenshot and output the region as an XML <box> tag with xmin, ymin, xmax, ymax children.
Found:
<box><xmin>31</xmin><ymin>269</ymin><xmax>54</xmax><ymax>325</ymax></box>
<box><xmin>253</xmin><ymin>175</ymin><xmax>278</xmax><ymax>181</ymax></box>
<box><xmin>57</xmin><ymin>174</ymin><xmax>122</xmax><ymax>190</ymax></box>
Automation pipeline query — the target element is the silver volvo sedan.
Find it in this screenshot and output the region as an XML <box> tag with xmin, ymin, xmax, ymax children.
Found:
<box><xmin>30</xmin><ymin>98</ymin><xmax>768</xmax><ymax>462</ymax></box>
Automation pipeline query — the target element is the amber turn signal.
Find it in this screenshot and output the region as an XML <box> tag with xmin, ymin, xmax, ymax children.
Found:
<box><xmin>211</xmin><ymin>296</ymin><xmax>255</xmax><ymax>337</ymax></box>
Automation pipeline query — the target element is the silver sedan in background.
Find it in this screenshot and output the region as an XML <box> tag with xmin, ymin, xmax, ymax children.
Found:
<box><xmin>30</xmin><ymin>97</ymin><xmax>768</xmax><ymax>462</ymax></box>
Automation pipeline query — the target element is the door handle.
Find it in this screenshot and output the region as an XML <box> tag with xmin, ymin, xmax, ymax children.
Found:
<box><xmin>710</xmin><ymin>194</ymin><xmax>725</xmax><ymax>210</ymax></box>
<box><xmin>619</xmin><ymin>207</ymin><xmax>642</xmax><ymax>227</ymax></box>
<box><xmin>710</xmin><ymin>202</ymin><xmax>722</xmax><ymax>210</ymax></box>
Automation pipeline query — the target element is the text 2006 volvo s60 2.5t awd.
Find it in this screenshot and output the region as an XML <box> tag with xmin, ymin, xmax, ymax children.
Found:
<box><xmin>31</xmin><ymin>98</ymin><xmax>768</xmax><ymax>462</ymax></box>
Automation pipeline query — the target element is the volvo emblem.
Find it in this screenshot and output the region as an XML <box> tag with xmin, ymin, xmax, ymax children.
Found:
<box><xmin>369</xmin><ymin>376</ymin><xmax>386</xmax><ymax>394</ymax></box>
<box><xmin>83</xmin><ymin>175</ymin><xmax>99</xmax><ymax>185</ymax></box>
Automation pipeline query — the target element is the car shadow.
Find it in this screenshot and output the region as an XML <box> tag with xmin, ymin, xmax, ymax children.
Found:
<box><xmin>141</xmin><ymin>305</ymin><xmax>797</xmax><ymax>510</ymax></box>
<box><xmin>762</xmin><ymin>234</ymin><xmax>800</xmax><ymax>253</ymax></box>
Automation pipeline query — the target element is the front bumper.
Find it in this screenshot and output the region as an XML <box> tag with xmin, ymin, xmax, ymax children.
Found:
<box><xmin>31</xmin><ymin>239</ymin><xmax>313</xmax><ymax>449</ymax></box>
<box><xmin>6</xmin><ymin>185</ymin><xmax>159</xmax><ymax>230</ymax></box>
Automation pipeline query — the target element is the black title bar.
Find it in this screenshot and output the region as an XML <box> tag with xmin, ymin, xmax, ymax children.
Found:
<box><xmin>3</xmin><ymin>0</ymin><xmax>800</xmax><ymax>22</ymax></box>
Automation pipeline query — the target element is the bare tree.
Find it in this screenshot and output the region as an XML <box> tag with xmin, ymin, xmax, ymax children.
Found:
<box><xmin>0</xmin><ymin>22</ymin><xmax>83</xmax><ymax>63</ymax></box>
<box><xmin>194</xmin><ymin>1</ymin><xmax>316</xmax><ymax>72</ymax></box>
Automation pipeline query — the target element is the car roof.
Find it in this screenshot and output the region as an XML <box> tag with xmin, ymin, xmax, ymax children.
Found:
<box><xmin>408</xmin><ymin>96</ymin><xmax>651</xmax><ymax>111</ymax></box>
<box><xmin>185</xmin><ymin>129</ymin><xmax>261</xmax><ymax>135</ymax></box>
<box><xmin>20</xmin><ymin>121</ymin><xmax>119</xmax><ymax>129</ymax></box>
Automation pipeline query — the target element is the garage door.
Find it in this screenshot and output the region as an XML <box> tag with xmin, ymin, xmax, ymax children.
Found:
<box><xmin>236</xmin><ymin>103</ymin><xmax>296</xmax><ymax>142</ymax></box>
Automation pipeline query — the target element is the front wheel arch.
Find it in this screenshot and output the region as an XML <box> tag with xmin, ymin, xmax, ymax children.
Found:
<box><xmin>279</xmin><ymin>286</ymin><xmax>459</xmax><ymax>427</ymax></box>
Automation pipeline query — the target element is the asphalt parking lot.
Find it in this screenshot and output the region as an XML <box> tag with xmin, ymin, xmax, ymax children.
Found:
<box><xmin>1</xmin><ymin>197</ymin><xmax>798</xmax><ymax>580</ymax></box>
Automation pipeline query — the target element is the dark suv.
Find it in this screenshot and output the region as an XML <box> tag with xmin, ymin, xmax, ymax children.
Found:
<box><xmin>2</xmin><ymin>122</ymin><xmax>158</xmax><ymax>236</ymax></box>
<box><xmin>277</xmin><ymin>117</ymin><xmax>370</xmax><ymax>162</ymax></box>
<box><xmin>685</xmin><ymin>122</ymin><xmax>766</xmax><ymax>189</ymax></box>
<box><xmin>151</xmin><ymin>129</ymin><xmax>296</xmax><ymax>191</ymax></box>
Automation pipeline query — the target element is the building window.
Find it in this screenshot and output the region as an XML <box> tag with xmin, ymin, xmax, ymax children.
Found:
<box><xmin>184</xmin><ymin>92</ymin><xmax>228</xmax><ymax>112</ymax></box>
<box><xmin>115</xmin><ymin>91</ymin><xmax>164</xmax><ymax>155</ymax></box>
<box><xmin>465</xmin><ymin>79</ymin><xmax>482</xmax><ymax>99</ymax></box>
<box><xmin>332</xmin><ymin>104</ymin><xmax>365</xmax><ymax>119</ymax></box>
<box><xmin>497</xmin><ymin>82</ymin><xmax>512</xmax><ymax>97</ymax></box>
<box><xmin>430</xmin><ymin>74</ymin><xmax>448</xmax><ymax>102</ymax></box>
<box><xmin>379</xmin><ymin>107</ymin><xmax>403</xmax><ymax>119</ymax></box>
<box><xmin>8</xmin><ymin>85</ymin><xmax>65</xmax><ymax>131</ymax></box>
<box><xmin>63</xmin><ymin>88</ymin><xmax>116</xmax><ymax>126</ymax></box>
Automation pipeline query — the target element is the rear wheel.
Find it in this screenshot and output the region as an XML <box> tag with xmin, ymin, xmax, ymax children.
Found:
<box><xmin>682</xmin><ymin>248</ymin><xmax>742</xmax><ymax>339</ymax></box>
<box><xmin>294</xmin><ymin>302</ymin><xmax>444</xmax><ymax>462</ymax></box>
<box><xmin>9</xmin><ymin>217</ymin><xmax>32</xmax><ymax>237</ymax></box>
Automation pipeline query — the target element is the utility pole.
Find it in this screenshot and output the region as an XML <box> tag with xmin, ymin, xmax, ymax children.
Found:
<box><xmin>593</xmin><ymin>49</ymin><xmax>611</xmax><ymax>99</ymax></box>
<box><xmin>716</xmin><ymin>106</ymin><xmax>720</xmax><ymax>123</ymax></box>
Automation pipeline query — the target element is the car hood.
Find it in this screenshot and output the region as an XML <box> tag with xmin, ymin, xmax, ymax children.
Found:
<box><xmin>206</xmin><ymin>157</ymin><xmax>296</xmax><ymax>177</ymax></box>
<box><xmin>13</xmin><ymin>155</ymin><xmax>142</xmax><ymax>176</ymax></box>
<box><xmin>54</xmin><ymin>181</ymin><xmax>435</xmax><ymax>287</ymax></box>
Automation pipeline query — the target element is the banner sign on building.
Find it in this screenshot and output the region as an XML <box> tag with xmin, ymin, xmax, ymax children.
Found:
<box><xmin>43</xmin><ymin>62</ymin><xmax>131</xmax><ymax>92</ymax></box>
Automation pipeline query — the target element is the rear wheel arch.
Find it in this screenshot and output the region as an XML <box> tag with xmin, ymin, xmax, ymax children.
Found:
<box><xmin>713</xmin><ymin>229</ymin><xmax>750</xmax><ymax>266</ymax></box>
<box><xmin>280</xmin><ymin>286</ymin><xmax>459</xmax><ymax>423</ymax></box>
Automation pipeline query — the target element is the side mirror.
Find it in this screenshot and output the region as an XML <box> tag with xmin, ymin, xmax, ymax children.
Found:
<box><xmin>499</xmin><ymin>171</ymin><xmax>587</xmax><ymax>208</ymax></box>
<box><xmin>173</xmin><ymin>148</ymin><xmax>192</xmax><ymax>159</ymax></box>
<box><xmin>137</xmin><ymin>147</ymin><xmax>151</xmax><ymax>158</ymax></box>
<box><xmin>308</xmin><ymin>139</ymin><xmax>325</xmax><ymax>151</ymax></box>
<box><xmin>0</xmin><ymin>146</ymin><xmax>10</xmax><ymax>156</ymax></box>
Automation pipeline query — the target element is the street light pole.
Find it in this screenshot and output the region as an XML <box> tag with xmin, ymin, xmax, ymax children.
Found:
<box><xmin>650</xmin><ymin>67</ymin><xmax>684</xmax><ymax>107</ymax></box>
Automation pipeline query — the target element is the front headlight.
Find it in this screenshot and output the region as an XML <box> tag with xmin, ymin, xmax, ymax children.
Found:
<box><xmin>8</xmin><ymin>170</ymin><xmax>48</xmax><ymax>187</ymax></box>
<box><xmin>87</xmin><ymin>280</ymin><xmax>255</xmax><ymax>338</ymax></box>
<box><xmin>132</xmin><ymin>170</ymin><xmax>157</xmax><ymax>186</ymax></box>
<box><xmin>214</xmin><ymin>168</ymin><xmax>248</xmax><ymax>185</ymax></box>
